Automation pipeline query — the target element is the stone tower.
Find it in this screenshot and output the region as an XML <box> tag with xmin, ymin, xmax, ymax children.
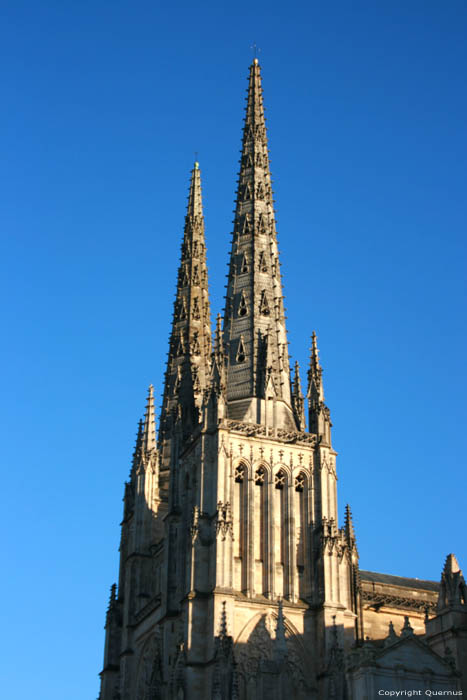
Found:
<box><xmin>97</xmin><ymin>61</ymin><xmax>462</xmax><ymax>700</ymax></box>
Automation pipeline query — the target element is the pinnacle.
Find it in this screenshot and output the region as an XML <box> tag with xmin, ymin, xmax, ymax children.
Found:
<box><xmin>444</xmin><ymin>553</ymin><xmax>461</xmax><ymax>575</ymax></box>
<box><xmin>344</xmin><ymin>504</ymin><xmax>356</xmax><ymax>541</ymax></box>
<box><xmin>142</xmin><ymin>384</ymin><xmax>156</xmax><ymax>453</ymax></box>
<box><xmin>130</xmin><ymin>418</ymin><xmax>144</xmax><ymax>475</ymax></box>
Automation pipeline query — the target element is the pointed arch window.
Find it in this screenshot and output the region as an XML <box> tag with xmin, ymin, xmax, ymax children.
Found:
<box><xmin>242</xmin><ymin>214</ymin><xmax>251</xmax><ymax>236</ymax></box>
<box><xmin>181</xmin><ymin>266</ymin><xmax>189</xmax><ymax>287</ymax></box>
<box><xmin>255</xmin><ymin>466</ymin><xmax>266</xmax><ymax>486</ymax></box>
<box><xmin>257</xmin><ymin>213</ymin><xmax>266</xmax><ymax>235</ymax></box>
<box><xmin>259</xmin><ymin>290</ymin><xmax>270</xmax><ymax>316</ymax></box>
<box><xmin>243</xmin><ymin>183</ymin><xmax>252</xmax><ymax>201</ymax></box>
<box><xmin>240</xmin><ymin>253</ymin><xmax>249</xmax><ymax>274</ymax></box>
<box><xmin>256</xmin><ymin>182</ymin><xmax>265</xmax><ymax>200</ymax></box>
<box><xmin>176</xmin><ymin>334</ymin><xmax>185</xmax><ymax>357</ymax></box>
<box><xmin>192</xmin><ymin>241</ymin><xmax>199</xmax><ymax>257</ymax></box>
<box><xmin>179</xmin><ymin>298</ymin><xmax>187</xmax><ymax>321</ymax></box>
<box><xmin>192</xmin><ymin>297</ymin><xmax>200</xmax><ymax>320</ymax></box>
<box><xmin>295</xmin><ymin>473</ymin><xmax>305</xmax><ymax>492</ymax></box>
<box><xmin>190</xmin><ymin>332</ymin><xmax>200</xmax><ymax>355</ymax></box>
<box><xmin>275</xmin><ymin>470</ymin><xmax>286</xmax><ymax>490</ymax></box>
<box><xmin>234</xmin><ymin>463</ymin><xmax>245</xmax><ymax>482</ymax></box>
<box><xmin>192</xmin><ymin>266</ymin><xmax>200</xmax><ymax>285</ymax></box>
<box><xmin>236</xmin><ymin>337</ymin><xmax>246</xmax><ymax>364</ymax></box>
<box><xmin>234</xmin><ymin>461</ymin><xmax>247</xmax><ymax>591</ymax></box>
<box><xmin>258</xmin><ymin>252</ymin><xmax>267</xmax><ymax>273</ymax></box>
<box><xmin>243</xmin><ymin>152</ymin><xmax>253</xmax><ymax>169</ymax></box>
<box><xmin>294</xmin><ymin>471</ymin><xmax>308</xmax><ymax>594</ymax></box>
<box><xmin>238</xmin><ymin>291</ymin><xmax>248</xmax><ymax>317</ymax></box>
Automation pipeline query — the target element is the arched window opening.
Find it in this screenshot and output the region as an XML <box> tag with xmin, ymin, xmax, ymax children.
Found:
<box><xmin>235</xmin><ymin>463</ymin><xmax>245</xmax><ymax>483</ymax></box>
<box><xmin>275</xmin><ymin>469</ymin><xmax>286</xmax><ymax>490</ymax></box>
<box><xmin>238</xmin><ymin>291</ymin><xmax>248</xmax><ymax>317</ymax></box>
<box><xmin>236</xmin><ymin>337</ymin><xmax>246</xmax><ymax>363</ymax></box>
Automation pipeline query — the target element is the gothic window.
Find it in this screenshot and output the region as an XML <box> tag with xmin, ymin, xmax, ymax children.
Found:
<box><xmin>234</xmin><ymin>462</ymin><xmax>247</xmax><ymax>591</ymax></box>
<box><xmin>294</xmin><ymin>472</ymin><xmax>308</xmax><ymax>593</ymax></box>
<box><xmin>255</xmin><ymin>124</ymin><xmax>265</xmax><ymax>140</ymax></box>
<box><xmin>192</xmin><ymin>265</ymin><xmax>200</xmax><ymax>285</ymax></box>
<box><xmin>181</xmin><ymin>242</ymin><xmax>188</xmax><ymax>260</ymax></box>
<box><xmin>192</xmin><ymin>297</ymin><xmax>200</xmax><ymax>320</ymax></box>
<box><xmin>234</xmin><ymin>463</ymin><xmax>245</xmax><ymax>482</ymax></box>
<box><xmin>256</xmin><ymin>182</ymin><xmax>265</xmax><ymax>200</ymax></box>
<box><xmin>257</xmin><ymin>213</ymin><xmax>266</xmax><ymax>235</ymax></box>
<box><xmin>254</xmin><ymin>466</ymin><xmax>268</xmax><ymax>593</ymax></box>
<box><xmin>192</xmin><ymin>367</ymin><xmax>200</xmax><ymax>392</ymax></box>
<box><xmin>191</xmin><ymin>332</ymin><xmax>200</xmax><ymax>355</ymax></box>
<box><xmin>275</xmin><ymin>469</ymin><xmax>286</xmax><ymax>489</ymax></box>
<box><xmin>236</xmin><ymin>337</ymin><xmax>246</xmax><ymax>363</ymax></box>
<box><xmin>243</xmin><ymin>152</ymin><xmax>253</xmax><ymax>169</ymax></box>
<box><xmin>255</xmin><ymin>467</ymin><xmax>266</xmax><ymax>486</ymax></box>
<box><xmin>255</xmin><ymin>151</ymin><xmax>264</xmax><ymax>167</ymax></box>
<box><xmin>180</xmin><ymin>266</ymin><xmax>189</xmax><ymax>287</ymax></box>
<box><xmin>242</xmin><ymin>214</ymin><xmax>251</xmax><ymax>236</ymax></box>
<box><xmin>176</xmin><ymin>334</ymin><xmax>185</xmax><ymax>356</ymax></box>
<box><xmin>179</xmin><ymin>299</ymin><xmax>187</xmax><ymax>321</ymax></box>
<box><xmin>243</xmin><ymin>183</ymin><xmax>252</xmax><ymax>201</ymax></box>
<box><xmin>259</xmin><ymin>290</ymin><xmax>270</xmax><ymax>316</ymax></box>
<box><xmin>240</xmin><ymin>253</ymin><xmax>249</xmax><ymax>274</ymax></box>
<box><xmin>258</xmin><ymin>251</ymin><xmax>267</xmax><ymax>272</ymax></box>
<box><xmin>238</xmin><ymin>291</ymin><xmax>248</xmax><ymax>317</ymax></box>
<box><xmin>193</xmin><ymin>241</ymin><xmax>199</xmax><ymax>257</ymax></box>
<box><xmin>295</xmin><ymin>473</ymin><xmax>305</xmax><ymax>492</ymax></box>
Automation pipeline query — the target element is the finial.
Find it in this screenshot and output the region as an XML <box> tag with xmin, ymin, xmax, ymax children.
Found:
<box><xmin>385</xmin><ymin>620</ymin><xmax>398</xmax><ymax>646</ymax></box>
<box><xmin>194</xmin><ymin>161</ymin><xmax>199</xmax><ymax>170</ymax></box>
<box><xmin>401</xmin><ymin>616</ymin><xmax>414</xmax><ymax>637</ymax></box>
<box><xmin>250</xmin><ymin>43</ymin><xmax>261</xmax><ymax>61</ymax></box>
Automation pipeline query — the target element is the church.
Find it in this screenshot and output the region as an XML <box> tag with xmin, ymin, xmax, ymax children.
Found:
<box><xmin>98</xmin><ymin>60</ymin><xmax>466</xmax><ymax>699</ymax></box>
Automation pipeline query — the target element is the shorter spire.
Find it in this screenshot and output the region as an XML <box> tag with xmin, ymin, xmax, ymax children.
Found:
<box><xmin>142</xmin><ymin>385</ymin><xmax>156</xmax><ymax>454</ymax></box>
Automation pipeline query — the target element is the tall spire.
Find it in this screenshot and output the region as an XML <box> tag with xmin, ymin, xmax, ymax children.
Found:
<box><xmin>223</xmin><ymin>60</ymin><xmax>294</xmax><ymax>428</ymax></box>
<box><xmin>159</xmin><ymin>163</ymin><xmax>212</xmax><ymax>453</ymax></box>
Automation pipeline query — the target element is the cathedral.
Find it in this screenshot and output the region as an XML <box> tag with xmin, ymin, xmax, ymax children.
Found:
<box><xmin>98</xmin><ymin>61</ymin><xmax>466</xmax><ymax>699</ymax></box>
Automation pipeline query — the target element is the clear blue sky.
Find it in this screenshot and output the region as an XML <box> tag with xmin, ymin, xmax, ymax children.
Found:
<box><xmin>1</xmin><ymin>1</ymin><xmax>466</xmax><ymax>698</ymax></box>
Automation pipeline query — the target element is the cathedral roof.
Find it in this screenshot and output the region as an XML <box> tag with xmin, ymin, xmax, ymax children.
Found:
<box><xmin>360</xmin><ymin>570</ymin><xmax>439</xmax><ymax>592</ymax></box>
